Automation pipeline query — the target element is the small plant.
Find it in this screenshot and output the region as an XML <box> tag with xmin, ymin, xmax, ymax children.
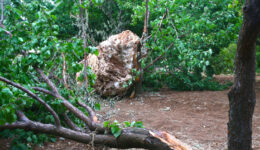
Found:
<box><xmin>104</xmin><ymin>120</ymin><xmax>122</xmax><ymax>138</ymax></box>
<box><xmin>104</xmin><ymin>120</ymin><xmax>144</xmax><ymax>138</ymax></box>
<box><xmin>124</xmin><ymin>121</ymin><xmax>144</xmax><ymax>128</ymax></box>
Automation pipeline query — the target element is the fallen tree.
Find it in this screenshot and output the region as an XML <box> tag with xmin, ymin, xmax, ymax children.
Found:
<box><xmin>0</xmin><ymin>68</ymin><xmax>191</xmax><ymax>150</ymax></box>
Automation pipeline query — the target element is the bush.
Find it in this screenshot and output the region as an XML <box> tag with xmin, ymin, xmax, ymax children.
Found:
<box><xmin>213</xmin><ymin>43</ymin><xmax>236</xmax><ymax>74</ymax></box>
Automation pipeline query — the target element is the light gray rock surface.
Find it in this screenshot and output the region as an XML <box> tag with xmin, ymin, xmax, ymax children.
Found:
<box><xmin>82</xmin><ymin>30</ymin><xmax>140</xmax><ymax>97</ymax></box>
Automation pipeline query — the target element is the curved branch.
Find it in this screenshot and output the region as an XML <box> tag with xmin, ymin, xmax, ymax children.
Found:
<box><xmin>0</xmin><ymin>76</ymin><xmax>61</xmax><ymax>127</ymax></box>
<box><xmin>33</xmin><ymin>87</ymin><xmax>55</xmax><ymax>96</ymax></box>
<box><xmin>35</xmin><ymin>67</ymin><xmax>59</xmax><ymax>94</ymax></box>
<box><xmin>62</xmin><ymin>113</ymin><xmax>82</xmax><ymax>132</ymax></box>
<box><xmin>35</xmin><ymin>68</ymin><xmax>103</xmax><ymax>132</ymax></box>
<box><xmin>77</xmin><ymin>100</ymin><xmax>98</xmax><ymax>123</ymax></box>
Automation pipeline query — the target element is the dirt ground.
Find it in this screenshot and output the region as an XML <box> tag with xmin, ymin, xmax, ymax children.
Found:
<box><xmin>1</xmin><ymin>75</ymin><xmax>260</xmax><ymax>150</ymax></box>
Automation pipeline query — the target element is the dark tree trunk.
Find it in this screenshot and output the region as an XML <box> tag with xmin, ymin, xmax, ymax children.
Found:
<box><xmin>228</xmin><ymin>0</ymin><xmax>260</xmax><ymax>150</ymax></box>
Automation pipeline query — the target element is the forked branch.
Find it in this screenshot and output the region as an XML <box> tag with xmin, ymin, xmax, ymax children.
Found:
<box><xmin>0</xmin><ymin>76</ymin><xmax>61</xmax><ymax>127</ymax></box>
<box><xmin>35</xmin><ymin>67</ymin><xmax>103</xmax><ymax>132</ymax></box>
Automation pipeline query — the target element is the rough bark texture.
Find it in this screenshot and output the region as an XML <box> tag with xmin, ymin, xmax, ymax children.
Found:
<box><xmin>228</xmin><ymin>0</ymin><xmax>260</xmax><ymax>150</ymax></box>
<box><xmin>0</xmin><ymin>118</ymin><xmax>191</xmax><ymax>150</ymax></box>
<box><xmin>78</xmin><ymin>30</ymin><xmax>140</xmax><ymax>97</ymax></box>
<box><xmin>134</xmin><ymin>0</ymin><xmax>149</xmax><ymax>96</ymax></box>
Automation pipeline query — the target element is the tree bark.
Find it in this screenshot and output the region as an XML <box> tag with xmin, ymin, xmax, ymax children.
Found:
<box><xmin>79</xmin><ymin>0</ymin><xmax>89</xmax><ymax>96</ymax></box>
<box><xmin>228</xmin><ymin>0</ymin><xmax>260</xmax><ymax>150</ymax></box>
<box><xmin>135</xmin><ymin>0</ymin><xmax>149</xmax><ymax>96</ymax></box>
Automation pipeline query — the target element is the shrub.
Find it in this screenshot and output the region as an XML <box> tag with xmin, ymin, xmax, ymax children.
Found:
<box><xmin>213</xmin><ymin>43</ymin><xmax>237</xmax><ymax>74</ymax></box>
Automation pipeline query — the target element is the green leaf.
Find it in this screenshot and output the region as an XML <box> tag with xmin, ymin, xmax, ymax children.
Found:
<box><xmin>124</xmin><ymin>121</ymin><xmax>130</xmax><ymax>127</ymax></box>
<box><xmin>2</xmin><ymin>88</ymin><xmax>13</xmax><ymax>98</ymax></box>
<box><xmin>18</xmin><ymin>37</ymin><xmax>24</xmax><ymax>42</ymax></box>
<box><xmin>94</xmin><ymin>103</ymin><xmax>100</xmax><ymax>111</ymax></box>
<box><xmin>27</xmin><ymin>137</ymin><xmax>32</xmax><ymax>143</ymax></box>
<box><xmin>134</xmin><ymin>121</ymin><xmax>144</xmax><ymax>128</ymax></box>
<box><xmin>89</xmin><ymin>46</ymin><xmax>99</xmax><ymax>56</ymax></box>
<box><xmin>130</xmin><ymin>121</ymin><xmax>135</xmax><ymax>127</ymax></box>
<box><xmin>104</xmin><ymin>121</ymin><xmax>110</xmax><ymax>128</ymax></box>
<box><xmin>50</xmin><ymin>137</ymin><xmax>56</xmax><ymax>142</ymax></box>
<box><xmin>111</xmin><ymin>126</ymin><xmax>121</xmax><ymax>138</ymax></box>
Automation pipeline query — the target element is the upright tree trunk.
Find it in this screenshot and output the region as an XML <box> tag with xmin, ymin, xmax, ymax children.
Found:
<box><xmin>135</xmin><ymin>0</ymin><xmax>149</xmax><ymax>96</ymax></box>
<box><xmin>79</xmin><ymin>0</ymin><xmax>89</xmax><ymax>97</ymax></box>
<box><xmin>228</xmin><ymin>0</ymin><xmax>260</xmax><ymax>150</ymax></box>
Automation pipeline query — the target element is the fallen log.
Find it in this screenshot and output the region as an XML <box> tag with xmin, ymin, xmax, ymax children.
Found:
<box><xmin>0</xmin><ymin>70</ymin><xmax>191</xmax><ymax>150</ymax></box>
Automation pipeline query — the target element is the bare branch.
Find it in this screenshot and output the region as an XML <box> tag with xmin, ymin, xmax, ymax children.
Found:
<box><xmin>158</xmin><ymin>12</ymin><xmax>167</xmax><ymax>31</ymax></box>
<box><xmin>62</xmin><ymin>113</ymin><xmax>82</xmax><ymax>132</ymax></box>
<box><xmin>0</xmin><ymin>76</ymin><xmax>61</xmax><ymax>127</ymax></box>
<box><xmin>35</xmin><ymin>68</ymin><xmax>103</xmax><ymax>132</ymax></box>
<box><xmin>16</xmin><ymin>110</ymin><xmax>30</xmax><ymax>122</ymax></box>
<box><xmin>61</xmin><ymin>53</ymin><xmax>70</xmax><ymax>89</ymax></box>
<box><xmin>33</xmin><ymin>87</ymin><xmax>55</xmax><ymax>96</ymax></box>
<box><xmin>0</xmin><ymin>0</ymin><xmax>3</xmax><ymax>24</ymax></box>
<box><xmin>77</xmin><ymin>101</ymin><xmax>98</xmax><ymax>123</ymax></box>
<box><xmin>79</xmin><ymin>0</ymin><xmax>89</xmax><ymax>92</ymax></box>
<box><xmin>143</xmin><ymin>0</ymin><xmax>149</xmax><ymax>34</ymax></box>
<box><xmin>0</xmin><ymin>0</ymin><xmax>12</xmax><ymax>38</ymax></box>
<box><xmin>35</xmin><ymin>67</ymin><xmax>59</xmax><ymax>95</ymax></box>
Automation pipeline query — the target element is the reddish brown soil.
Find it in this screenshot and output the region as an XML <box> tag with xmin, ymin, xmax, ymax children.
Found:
<box><xmin>1</xmin><ymin>75</ymin><xmax>260</xmax><ymax>150</ymax></box>
<box><xmin>99</xmin><ymin>75</ymin><xmax>260</xmax><ymax>150</ymax></box>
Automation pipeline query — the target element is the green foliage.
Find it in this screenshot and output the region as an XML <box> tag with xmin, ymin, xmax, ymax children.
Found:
<box><xmin>124</xmin><ymin>121</ymin><xmax>144</xmax><ymax>128</ymax></box>
<box><xmin>104</xmin><ymin>120</ymin><xmax>121</xmax><ymax>138</ymax></box>
<box><xmin>213</xmin><ymin>43</ymin><xmax>236</xmax><ymax>74</ymax></box>
<box><xmin>0</xmin><ymin>129</ymin><xmax>55</xmax><ymax>150</ymax></box>
<box><xmin>213</xmin><ymin>43</ymin><xmax>260</xmax><ymax>74</ymax></box>
<box><xmin>104</xmin><ymin>120</ymin><xmax>144</xmax><ymax>138</ymax></box>
<box><xmin>0</xmin><ymin>0</ymin><xmax>99</xmax><ymax>148</ymax></box>
<box><xmin>132</xmin><ymin>0</ymin><xmax>241</xmax><ymax>90</ymax></box>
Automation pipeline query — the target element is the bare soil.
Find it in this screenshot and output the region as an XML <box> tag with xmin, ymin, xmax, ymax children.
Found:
<box><xmin>1</xmin><ymin>75</ymin><xmax>260</xmax><ymax>150</ymax></box>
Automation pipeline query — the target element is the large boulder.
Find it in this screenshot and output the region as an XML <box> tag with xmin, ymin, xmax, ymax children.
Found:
<box><xmin>81</xmin><ymin>30</ymin><xmax>140</xmax><ymax>97</ymax></box>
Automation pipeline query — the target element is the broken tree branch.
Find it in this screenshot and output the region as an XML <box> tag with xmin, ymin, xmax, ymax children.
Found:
<box><xmin>77</xmin><ymin>100</ymin><xmax>98</xmax><ymax>123</ymax></box>
<box><xmin>79</xmin><ymin>0</ymin><xmax>89</xmax><ymax>93</ymax></box>
<box><xmin>61</xmin><ymin>53</ymin><xmax>69</xmax><ymax>89</ymax></box>
<box><xmin>62</xmin><ymin>113</ymin><xmax>82</xmax><ymax>132</ymax></box>
<box><xmin>0</xmin><ymin>76</ymin><xmax>61</xmax><ymax>127</ymax></box>
<box><xmin>35</xmin><ymin>68</ymin><xmax>103</xmax><ymax>132</ymax></box>
<box><xmin>0</xmin><ymin>112</ymin><xmax>191</xmax><ymax>150</ymax></box>
<box><xmin>0</xmin><ymin>74</ymin><xmax>191</xmax><ymax>150</ymax></box>
<box><xmin>33</xmin><ymin>87</ymin><xmax>55</xmax><ymax>96</ymax></box>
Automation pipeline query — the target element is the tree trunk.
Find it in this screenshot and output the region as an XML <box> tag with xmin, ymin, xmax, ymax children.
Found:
<box><xmin>228</xmin><ymin>0</ymin><xmax>260</xmax><ymax>150</ymax></box>
<box><xmin>135</xmin><ymin>0</ymin><xmax>149</xmax><ymax>96</ymax></box>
